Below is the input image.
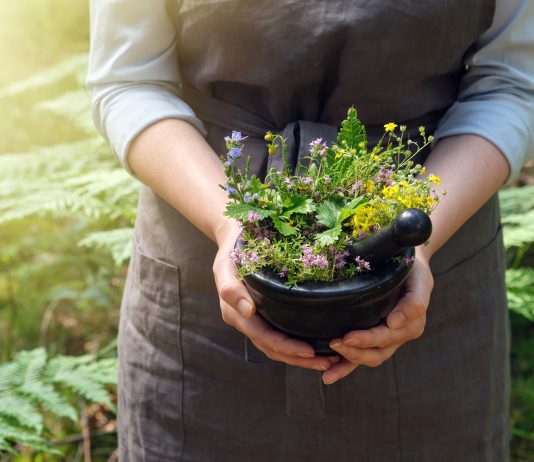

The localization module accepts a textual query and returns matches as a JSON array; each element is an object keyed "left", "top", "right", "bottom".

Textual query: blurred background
[{"left": 0, "top": 2, "right": 533, "bottom": 461}]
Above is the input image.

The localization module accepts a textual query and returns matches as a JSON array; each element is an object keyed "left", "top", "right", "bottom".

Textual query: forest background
[{"left": 0, "top": 2, "right": 534, "bottom": 461}]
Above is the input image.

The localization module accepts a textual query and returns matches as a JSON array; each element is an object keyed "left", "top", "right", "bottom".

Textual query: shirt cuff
[
  {"left": 433, "top": 97, "right": 534, "bottom": 185},
  {"left": 93, "top": 85, "right": 206, "bottom": 174}
]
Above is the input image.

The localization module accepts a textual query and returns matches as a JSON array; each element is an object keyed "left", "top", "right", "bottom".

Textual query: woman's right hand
[{"left": 213, "top": 220, "right": 339, "bottom": 372}]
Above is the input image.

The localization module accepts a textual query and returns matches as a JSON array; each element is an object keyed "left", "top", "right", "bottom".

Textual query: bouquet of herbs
[{"left": 222, "top": 107, "right": 441, "bottom": 286}]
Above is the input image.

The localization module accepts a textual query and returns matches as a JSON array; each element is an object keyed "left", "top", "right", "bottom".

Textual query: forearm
[
  {"left": 128, "top": 118, "right": 234, "bottom": 244},
  {"left": 420, "top": 134, "right": 510, "bottom": 260}
]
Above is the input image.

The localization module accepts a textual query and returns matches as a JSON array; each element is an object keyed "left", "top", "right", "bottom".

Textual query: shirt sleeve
[
  {"left": 86, "top": 0, "right": 206, "bottom": 174},
  {"left": 433, "top": 0, "right": 534, "bottom": 185}
]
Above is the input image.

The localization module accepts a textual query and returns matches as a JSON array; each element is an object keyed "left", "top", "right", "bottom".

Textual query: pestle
[{"left": 348, "top": 208, "right": 432, "bottom": 267}]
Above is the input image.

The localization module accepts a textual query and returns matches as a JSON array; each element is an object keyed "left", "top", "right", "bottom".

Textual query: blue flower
[
  {"left": 231, "top": 131, "right": 242, "bottom": 141},
  {"left": 224, "top": 158, "right": 234, "bottom": 167},
  {"left": 244, "top": 193, "right": 251, "bottom": 203},
  {"left": 229, "top": 147, "right": 242, "bottom": 159},
  {"left": 225, "top": 185, "right": 238, "bottom": 195}
]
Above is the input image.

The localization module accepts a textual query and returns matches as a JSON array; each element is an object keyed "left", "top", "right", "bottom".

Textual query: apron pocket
[{"left": 118, "top": 238, "right": 185, "bottom": 459}]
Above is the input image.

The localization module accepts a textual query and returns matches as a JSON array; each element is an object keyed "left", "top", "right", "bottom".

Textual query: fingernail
[
  {"left": 297, "top": 352, "right": 315, "bottom": 358},
  {"left": 390, "top": 312, "right": 405, "bottom": 329},
  {"left": 322, "top": 373, "right": 336, "bottom": 385},
  {"left": 313, "top": 364, "right": 328, "bottom": 372},
  {"left": 330, "top": 341, "right": 342, "bottom": 349},
  {"left": 237, "top": 298, "right": 253, "bottom": 317}
]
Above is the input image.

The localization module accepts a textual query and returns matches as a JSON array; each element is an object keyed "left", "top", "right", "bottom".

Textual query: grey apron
[{"left": 118, "top": 1, "right": 510, "bottom": 460}]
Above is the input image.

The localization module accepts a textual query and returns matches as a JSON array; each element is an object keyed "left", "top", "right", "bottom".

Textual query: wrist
[
  {"left": 415, "top": 243, "right": 433, "bottom": 265},
  {"left": 214, "top": 217, "right": 242, "bottom": 248}
]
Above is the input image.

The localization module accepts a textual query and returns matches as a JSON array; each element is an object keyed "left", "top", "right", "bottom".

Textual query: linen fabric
[
  {"left": 108, "top": 1, "right": 515, "bottom": 461},
  {"left": 87, "top": 0, "right": 534, "bottom": 182}
]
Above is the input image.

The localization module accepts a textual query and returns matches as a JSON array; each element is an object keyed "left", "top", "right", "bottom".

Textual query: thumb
[{"left": 214, "top": 250, "right": 256, "bottom": 318}]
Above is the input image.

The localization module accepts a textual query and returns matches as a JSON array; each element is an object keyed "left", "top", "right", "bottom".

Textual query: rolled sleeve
[
  {"left": 87, "top": 0, "right": 205, "bottom": 174},
  {"left": 434, "top": 0, "right": 534, "bottom": 184}
]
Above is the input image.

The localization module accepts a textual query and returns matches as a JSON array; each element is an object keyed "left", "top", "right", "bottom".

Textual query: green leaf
[
  {"left": 316, "top": 198, "right": 344, "bottom": 228},
  {"left": 506, "top": 268, "right": 534, "bottom": 320},
  {"left": 315, "top": 225, "right": 342, "bottom": 246},
  {"left": 224, "top": 203, "right": 276, "bottom": 221},
  {"left": 0, "top": 394, "right": 43, "bottom": 433},
  {"left": 337, "top": 106, "right": 367, "bottom": 149},
  {"left": 282, "top": 195, "right": 316, "bottom": 217},
  {"left": 339, "top": 196, "right": 367, "bottom": 223},
  {"left": 272, "top": 217, "right": 298, "bottom": 236}
]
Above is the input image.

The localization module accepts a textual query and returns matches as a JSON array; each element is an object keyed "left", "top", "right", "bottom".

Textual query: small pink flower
[
  {"left": 354, "top": 256, "right": 371, "bottom": 272},
  {"left": 247, "top": 210, "right": 261, "bottom": 222}
]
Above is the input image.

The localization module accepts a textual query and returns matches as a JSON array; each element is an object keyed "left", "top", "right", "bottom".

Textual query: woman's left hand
[{"left": 322, "top": 249, "right": 434, "bottom": 385}]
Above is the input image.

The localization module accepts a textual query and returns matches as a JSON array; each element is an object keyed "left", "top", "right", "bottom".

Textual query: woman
[{"left": 88, "top": 1, "right": 534, "bottom": 460}]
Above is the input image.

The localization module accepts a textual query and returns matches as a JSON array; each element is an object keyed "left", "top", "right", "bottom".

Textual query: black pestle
[{"left": 348, "top": 208, "right": 432, "bottom": 267}]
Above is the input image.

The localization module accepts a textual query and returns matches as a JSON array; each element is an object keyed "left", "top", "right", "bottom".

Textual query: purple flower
[
  {"left": 244, "top": 193, "right": 251, "bottom": 203},
  {"left": 313, "top": 254, "right": 329, "bottom": 269},
  {"left": 247, "top": 210, "right": 260, "bottom": 222},
  {"left": 403, "top": 256, "right": 416, "bottom": 267},
  {"left": 229, "top": 147, "right": 242, "bottom": 159},
  {"left": 278, "top": 267, "right": 287, "bottom": 278},
  {"left": 246, "top": 250, "right": 260, "bottom": 264},
  {"left": 224, "top": 158, "right": 234, "bottom": 167},
  {"left": 309, "top": 138, "right": 328, "bottom": 157},
  {"left": 323, "top": 175, "right": 331, "bottom": 183},
  {"left": 231, "top": 131, "right": 242, "bottom": 141},
  {"left": 225, "top": 185, "right": 238, "bottom": 195},
  {"left": 351, "top": 180, "right": 363, "bottom": 194},
  {"left": 252, "top": 193, "right": 259, "bottom": 200},
  {"left": 354, "top": 256, "right": 371, "bottom": 272},
  {"left": 374, "top": 168, "right": 394, "bottom": 185},
  {"left": 229, "top": 249, "right": 243, "bottom": 264},
  {"left": 303, "top": 177, "right": 313, "bottom": 185}
]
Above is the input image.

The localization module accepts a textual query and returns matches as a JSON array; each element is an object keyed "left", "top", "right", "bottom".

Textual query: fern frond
[
  {"left": 0, "top": 394, "right": 43, "bottom": 433},
  {"left": 499, "top": 185, "right": 534, "bottom": 216},
  {"left": 47, "top": 354, "right": 117, "bottom": 411},
  {"left": 0, "top": 53, "right": 88, "bottom": 98},
  {"left": 37, "top": 90, "right": 95, "bottom": 134},
  {"left": 78, "top": 228, "right": 133, "bottom": 265},
  {"left": 506, "top": 268, "right": 534, "bottom": 321}
]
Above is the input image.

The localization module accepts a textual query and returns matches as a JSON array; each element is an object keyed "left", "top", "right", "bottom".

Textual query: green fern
[
  {"left": 78, "top": 228, "right": 134, "bottom": 266},
  {"left": 506, "top": 268, "right": 534, "bottom": 321},
  {"left": 0, "top": 348, "right": 117, "bottom": 455},
  {"left": 337, "top": 106, "right": 367, "bottom": 149},
  {"left": 0, "top": 52, "right": 87, "bottom": 98}
]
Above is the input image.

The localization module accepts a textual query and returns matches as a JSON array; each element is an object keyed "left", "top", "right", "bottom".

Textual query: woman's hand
[
  {"left": 322, "top": 248, "right": 434, "bottom": 385},
  {"left": 213, "top": 220, "right": 340, "bottom": 371}
]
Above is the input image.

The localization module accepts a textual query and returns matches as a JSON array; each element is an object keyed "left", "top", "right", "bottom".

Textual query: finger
[
  {"left": 213, "top": 253, "right": 255, "bottom": 318},
  {"left": 342, "top": 314, "right": 426, "bottom": 349},
  {"left": 221, "top": 303, "right": 336, "bottom": 370},
  {"left": 387, "top": 260, "right": 433, "bottom": 329},
  {"left": 321, "top": 359, "right": 359, "bottom": 385},
  {"left": 329, "top": 341, "right": 398, "bottom": 368}
]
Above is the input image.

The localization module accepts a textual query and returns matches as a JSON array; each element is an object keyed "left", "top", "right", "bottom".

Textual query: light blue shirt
[{"left": 87, "top": 0, "right": 534, "bottom": 184}]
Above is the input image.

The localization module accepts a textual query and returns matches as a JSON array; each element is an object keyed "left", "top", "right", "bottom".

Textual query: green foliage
[
  {"left": 223, "top": 113, "right": 437, "bottom": 284},
  {"left": 506, "top": 268, "right": 534, "bottom": 321},
  {"left": 0, "top": 348, "right": 116, "bottom": 456},
  {"left": 337, "top": 106, "right": 367, "bottom": 149}
]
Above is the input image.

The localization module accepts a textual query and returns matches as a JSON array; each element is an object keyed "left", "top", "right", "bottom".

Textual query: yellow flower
[
  {"left": 358, "top": 141, "right": 366, "bottom": 148},
  {"left": 428, "top": 174, "right": 441, "bottom": 185},
  {"left": 365, "top": 179, "right": 375, "bottom": 194},
  {"left": 335, "top": 148, "right": 345, "bottom": 159},
  {"left": 384, "top": 122, "right": 397, "bottom": 133},
  {"left": 382, "top": 185, "right": 399, "bottom": 199},
  {"left": 426, "top": 196, "right": 437, "bottom": 207},
  {"left": 420, "top": 166, "right": 426, "bottom": 175},
  {"left": 351, "top": 205, "right": 377, "bottom": 235}
]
